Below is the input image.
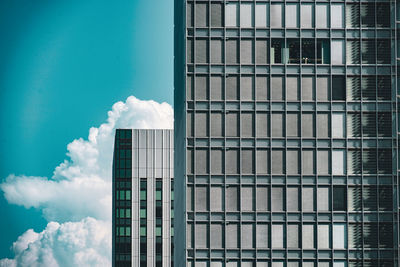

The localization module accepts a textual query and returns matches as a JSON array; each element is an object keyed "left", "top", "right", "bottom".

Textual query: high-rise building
[
  {"left": 174, "top": 1, "right": 399, "bottom": 266},
  {"left": 112, "top": 129, "right": 174, "bottom": 267}
]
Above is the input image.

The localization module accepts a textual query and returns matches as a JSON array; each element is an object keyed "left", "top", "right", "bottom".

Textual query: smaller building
[{"left": 112, "top": 129, "right": 174, "bottom": 267}]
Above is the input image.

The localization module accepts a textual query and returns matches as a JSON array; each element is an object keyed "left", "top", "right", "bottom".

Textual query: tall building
[
  {"left": 112, "top": 129, "right": 174, "bottom": 267},
  {"left": 174, "top": 1, "right": 399, "bottom": 266}
]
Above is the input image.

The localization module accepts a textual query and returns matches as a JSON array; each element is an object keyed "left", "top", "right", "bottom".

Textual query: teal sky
[{"left": 0, "top": 0, "right": 173, "bottom": 257}]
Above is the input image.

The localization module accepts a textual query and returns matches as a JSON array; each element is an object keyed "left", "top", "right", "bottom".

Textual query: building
[
  {"left": 112, "top": 129, "right": 174, "bottom": 267},
  {"left": 174, "top": 1, "right": 399, "bottom": 266}
]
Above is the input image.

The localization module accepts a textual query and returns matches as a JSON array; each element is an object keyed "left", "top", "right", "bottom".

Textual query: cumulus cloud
[
  {"left": 1, "top": 96, "right": 173, "bottom": 222},
  {"left": 0, "top": 218, "right": 111, "bottom": 267},
  {"left": 0, "top": 96, "right": 173, "bottom": 266}
]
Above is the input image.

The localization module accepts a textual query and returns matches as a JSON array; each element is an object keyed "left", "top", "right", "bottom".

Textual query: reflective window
[
  {"left": 226, "top": 3, "right": 239, "bottom": 27},
  {"left": 240, "top": 3, "right": 254, "bottom": 28}
]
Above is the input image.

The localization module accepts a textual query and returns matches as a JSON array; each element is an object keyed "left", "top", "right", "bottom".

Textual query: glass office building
[
  {"left": 112, "top": 129, "right": 174, "bottom": 267},
  {"left": 174, "top": 1, "right": 399, "bottom": 266}
]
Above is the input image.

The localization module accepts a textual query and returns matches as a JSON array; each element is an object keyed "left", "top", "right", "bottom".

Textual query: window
[
  {"left": 226, "top": 224, "right": 239, "bottom": 248},
  {"left": 256, "top": 186, "right": 269, "bottom": 211},
  {"left": 256, "top": 76, "right": 268, "bottom": 100},
  {"left": 226, "top": 186, "right": 239, "bottom": 211},
  {"left": 302, "top": 150, "right": 315, "bottom": 174},
  {"left": 270, "top": 4, "right": 283, "bottom": 28},
  {"left": 333, "top": 224, "right": 347, "bottom": 249},
  {"left": 361, "top": 3, "right": 374, "bottom": 27},
  {"left": 287, "top": 76, "right": 299, "bottom": 101},
  {"left": 332, "top": 113, "right": 345, "bottom": 138},
  {"left": 195, "top": 186, "right": 208, "bottom": 211},
  {"left": 211, "top": 3, "right": 224, "bottom": 27},
  {"left": 346, "top": 4, "right": 360, "bottom": 28},
  {"left": 318, "top": 187, "right": 330, "bottom": 211},
  {"left": 256, "top": 149, "right": 269, "bottom": 174},
  {"left": 346, "top": 40, "right": 360, "bottom": 64},
  {"left": 302, "top": 188, "right": 315, "bottom": 212},
  {"left": 302, "top": 113, "right": 315, "bottom": 138},
  {"left": 195, "top": 223, "right": 208, "bottom": 248},
  {"left": 187, "top": 186, "right": 193, "bottom": 211},
  {"left": 195, "top": 112, "right": 208, "bottom": 137},
  {"left": 241, "top": 39, "right": 254, "bottom": 64},
  {"left": 187, "top": 3, "right": 193, "bottom": 27},
  {"left": 287, "top": 224, "right": 300, "bottom": 248},
  {"left": 272, "top": 186, "right": 284, "bottom": 211},
  {"left": 332, "top": 76, "right": 345, "bottom": 100},
  {"left": 211, "top": 112, "right": 223, "bottom": 137},
  {"left": 271, "top": 150, "right": 284, "bottom": 174},
  {"left": 241, "top": 112, "right": 254, "bottom": 137},
  {"left": 226, "top": 40, "right": 238, "bottom": 64},
  {"left": 256, "top": 112, "right": 269, "bottom": 137},
  {"left": 302, "top": 224, "right": 315, "bottom": 249},
  {"left": 271, "top": 76, "right": 284, "bottom": 100},
  {"left": 332, "top": 150, "right": 345, "bottom": 175},
  {"left": 211, "top": 39, "right": 223, "bottom": 64},
  {"left": 302, "top": 76, "right": 314, "bottom": 101},
  {"left": 255, "top": 3, "right": 269, "bottom": 27},
  {"left": 187, "top": 223, "right": 193, "bottom": 248},
  {"left": 317, "top": 39, "right": 330, "bottom": 64},
  {"left": 241, "top": 186, "right": 254, "bottom": 211},
  {"left": 256, "top": 40, "right": 268, "bottom": 64},
  {"left": 287, "top": 150, "right": 299, "bottom": 175},
  {"left": 241, "top": 224, "right": 254, "bottom": 248},
  {"left": 333, "top": 186, "right": 347, "bottom": 211},
  {"left": 348, "top": 186, "right": 361, "bottom": 211},
  {"left": 287, "top": 39, "right": 300, "bottom": 64},
  {"left": 242, "top": 149, "right": 254, "bottom": 174},
  {"left": 316, "top": 4, "right": 329, "bottom": 28},
  {"left": 211, "top": 149, "right": 223, "bottom": 174},
  {"left": 331, "top": 4, "right": 344, "bottom": 28},
  {"left": 316, "top": 76, "right": 330, "bottom": 101},
  {"left": 187, "top": 39, "right": 193, "bottom": 64},
  {"left": 226, "top": 149, "right": 239, "bottom": 174},
  {"left": 211, "top": 224, "right": 223, "bottom": 248},
  {"left": 271, "top": 39, "right": 285, "bottom": 64},
  {"left": 195, "top": 149, "right": 208, "bottom": 174},
  {"left": 186, "top": 75, "right": 193, "bottom": 100},
  {"left": 210, "top": 186, "right": 223, "bottom": 211},
  {"left": 287, "top": 187, "right": 299, "bottom": 211},
  {"left": 195, "top": 39, "right": 208, "bottom": 63},
  {"left": 226, "top": 112, "right": 239, "bottom": 137},
  {"left": 302, "top": 39, "right": 315, "bottom": 64},
  {"left": 240, "top": 3, "right": 253, "bottom": 28},
  {"left": 317, "top": 113, "right": 329, "bottom": 138},
  {"left": 318, "top": 224, "right": 330, "bottom": 249},
  {"left": 271, "top": 113, "right": 284, "bottom": 137},
  {"left": 256, "top": 224, "right": 269, "bottom": 248},
  {"left": 226, "top": 3, "right": 239, "bottom": 27},
  {"left": 331, "top": 40, "right": 344, "bottom": 65},
  {"left": 286, "top": 4, "right": 299, "bottom": 28},
  {"left": 195, "top": 3, "right": 208, "bottom": 27},
  {"left": 272, "top": 224, "right": 284, "bottom": 248},
  {"left": 241, "top": 76, "right": 254, "bottom": 100},
  {"left": 362, "top": 40, "right": 375, "bottom": 64},
  {"left": 287, "top": 113, "right": 299, "bottom": 137},
  {"left": 301, "top": 4, "right": 313, "bottom": 28}
]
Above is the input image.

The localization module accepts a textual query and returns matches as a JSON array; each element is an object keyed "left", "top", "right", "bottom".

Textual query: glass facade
[
  {"left": 112, "top": 129, "right": 174, "bottom": 267},
  {"left": 174, "top": 1, "right": 399, "bottom": 266}
]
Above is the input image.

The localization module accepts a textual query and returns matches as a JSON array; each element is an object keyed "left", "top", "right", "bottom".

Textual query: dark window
[
  {"left": 333, "top": 186, "right": 347, "bottom": 211},
  {"left": 332, "top": 76, "right": 345, "bottom": 100}
]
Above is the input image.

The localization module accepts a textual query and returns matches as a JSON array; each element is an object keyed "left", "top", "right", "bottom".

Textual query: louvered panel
[
  {"left": 364, "top": 260, "right": 379, "bottom": 267},
  {"left": 361, "top": 40, "right": 376, "bottom": 64},
  {"left": 379, "top": 186, "right": 393, "bottom": 211},
  {"left": 348, "top": 223, "right": 363, "bottom": 248},
  {"left": 361, "top": 3, "right": 375, "bottom": 27},
  {"left": 379, "top": 223, "right": 393, "bottom": 248},
  {"left": 377, "top": 75, "right": 391, "bottom": 100},
  {"left": 349, "top": 261, "right": 362, "bottom": 267},
  {"left": 378, "top": 149, "right": 392, "bottom": 174},
  {"left": 363, "top": 223, "right": 378, "bottom": 248},
  {"left": 377, "top": 39, "right": 391, "bottom": 64},
  {"left": 362, "top": 112, "right": 376, "bottom": 137},
  {"left": 347, "top": 113, "right": 361, "bottom": 137},
  {"left": 363, "top": 186, "right": 378, "bottom": 211},
  {"left": 346, "top": 40, "right": 360, "bottom": 64},
  {"left": 346, "top": 76, "right": 361, "bottom": 101},
  {"left": 346, "top": 4, "right": 360, "bottom": 28},
  {"left": 362, "top": 149, "right": 377, "bottom": 174},
  {"left": 376, "top": 3, "right": 390, "bottom": 27},
  {"left": 347, "top": 150, "right": 362, "bottom": 175},
  {"left": 361, "top": 76, "right": 376, "bottom": 100},
  {"left": 348, "top": 186, "right": 362, "bottom": 211},
  {"left": 378, "top": 112, "right": 391, "bottom": 137}
]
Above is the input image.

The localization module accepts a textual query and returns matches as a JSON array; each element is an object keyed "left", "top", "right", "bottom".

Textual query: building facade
[
  {"left": 112, "top": 129, "right": 174, "bottom": 267},
  {"left": 174, "top": 1, "right": 399, "bottom": 266}
]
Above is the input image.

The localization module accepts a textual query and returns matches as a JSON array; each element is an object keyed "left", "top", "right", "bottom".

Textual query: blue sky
[{"left": 0, "top": 0, "right": 173, "bottom": 260}]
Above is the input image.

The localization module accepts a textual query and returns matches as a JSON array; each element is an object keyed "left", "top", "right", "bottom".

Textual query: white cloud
[
  {"left": 0, "top": 96, "right": 173, "bottom": 266},
  {"left": 1, "top": 96, "right": 173, "bottom": 222},
  {"left": 0, "top": 217, "right": 111, "bottom": 267}
]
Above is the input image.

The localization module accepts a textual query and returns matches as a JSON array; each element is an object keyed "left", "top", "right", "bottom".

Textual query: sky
[{"left": 0, "top": 0, "right": 173, "bottom": 264}]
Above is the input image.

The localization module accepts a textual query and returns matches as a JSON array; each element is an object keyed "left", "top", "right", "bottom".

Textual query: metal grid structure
[
  {"left": 174, "top": 0, "right": 399, "bottom": 266},
  {"left": 112, "top": 129, "right": 174, "bottom": 267}
]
